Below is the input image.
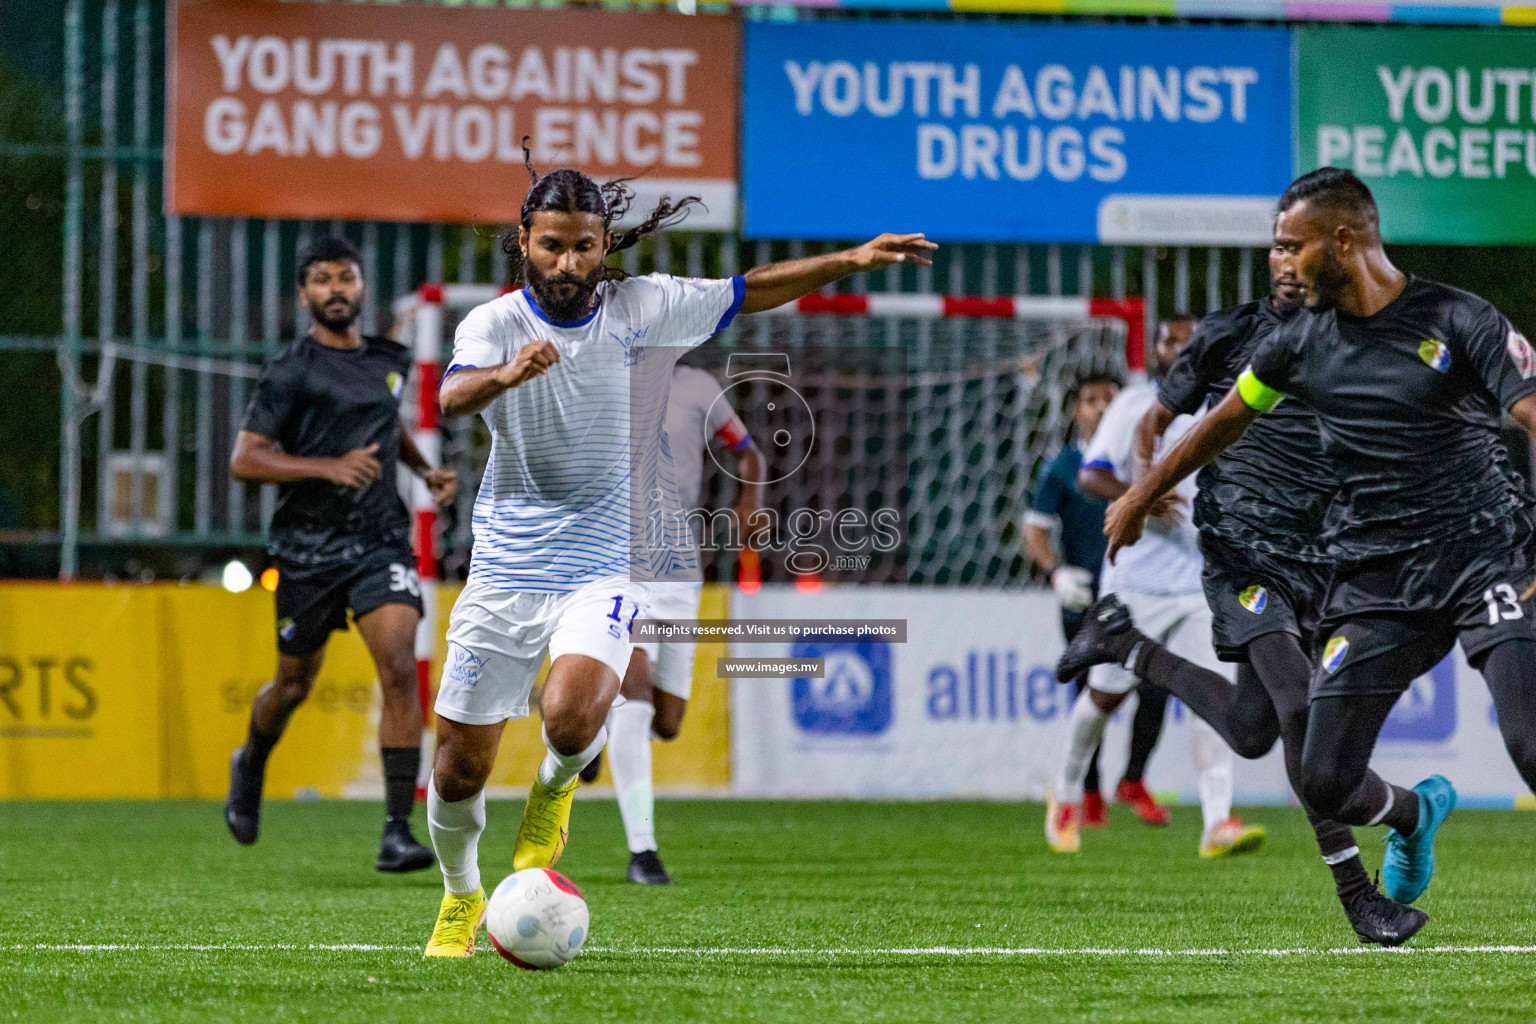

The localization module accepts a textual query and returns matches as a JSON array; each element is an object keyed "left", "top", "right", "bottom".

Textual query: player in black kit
[
  {"left": 1061, "top": 254, "right": 1426, "bottom": 944},
  {"left": 1103, "top": 168, "right": 1536, "bottom": 924},
  {"left": 224, "top": 238, "right": 459, "bottom": 872}
]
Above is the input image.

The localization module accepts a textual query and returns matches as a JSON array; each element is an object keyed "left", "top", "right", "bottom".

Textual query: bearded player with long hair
[{"left": 421, "top": 155, "right": 935, "bottom": 956}]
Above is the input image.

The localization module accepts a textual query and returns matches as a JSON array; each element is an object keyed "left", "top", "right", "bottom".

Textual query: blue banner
[{"left": 742, "top": 22, "right": 1294, "bottom": 243}]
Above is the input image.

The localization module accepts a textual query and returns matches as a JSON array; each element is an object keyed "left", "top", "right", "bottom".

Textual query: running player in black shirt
[
  {"left": 224, "top": 238, "right": 459, "bottom": 873},
  {"left": 1061, "top": 256, "right": 1425, "bottom": 943},
  {"left": 1104, "top": 169, "right": 1536, "bottom": 919}
]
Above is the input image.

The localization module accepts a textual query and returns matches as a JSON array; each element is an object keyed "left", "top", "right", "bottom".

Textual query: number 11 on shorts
[{"left": 607, "top": 594, "right": 638, "bottom": 639}]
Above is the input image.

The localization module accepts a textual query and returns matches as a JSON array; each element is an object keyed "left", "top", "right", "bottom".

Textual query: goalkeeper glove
[{"left": 1051, "top": 566, "right": 1095, "bottom": 612}]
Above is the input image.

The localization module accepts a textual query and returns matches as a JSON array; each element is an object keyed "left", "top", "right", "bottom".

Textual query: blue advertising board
[{"left": 742, "top": 21, "right": 1294, "bottom": 244}]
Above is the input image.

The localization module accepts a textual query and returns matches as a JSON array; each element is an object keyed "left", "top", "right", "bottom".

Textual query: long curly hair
[{"left": 500, "top": 141, "right": 703, "bottom": 282}]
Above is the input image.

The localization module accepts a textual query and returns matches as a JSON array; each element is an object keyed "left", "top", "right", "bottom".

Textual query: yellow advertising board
[
  {"left": 0, "top": 582, "right": 731, "bottom": 799},
  {"left": 0, "top": 585, "right": 164, "bottom": 798}
]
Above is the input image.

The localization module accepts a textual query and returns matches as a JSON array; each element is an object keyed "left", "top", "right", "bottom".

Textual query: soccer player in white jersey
[
  {"left": 421, "top": 160, "right": 935, "bottom": 957},
  {"left": 1045, "top": 318, "right": 1265, "bottom": 859},
  {"left": 590, "top": 363, "right": 765, "bottom": 885}
]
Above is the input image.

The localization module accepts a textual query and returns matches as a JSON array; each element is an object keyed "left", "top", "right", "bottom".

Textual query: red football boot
[
  {"left": 1116, "top": 779, "right": 1170, "bottom": 827},
  {"left": 1081, "top": 790, "right": 1109, "bottom": 828}
]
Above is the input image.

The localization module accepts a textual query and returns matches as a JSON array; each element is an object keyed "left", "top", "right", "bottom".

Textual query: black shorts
[
  {"left": 1311, "top": 516, "right": 1536, "bottom": 699},
  {"left": 274, "top": 544, "right": 424, "bottom": 657},
  {"left": 1200, "top": 533, "right": 1331, "bottom": 662}
]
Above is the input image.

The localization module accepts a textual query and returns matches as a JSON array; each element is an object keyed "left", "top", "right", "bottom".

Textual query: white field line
[{"left": 11, "top": 943, "right": 1536, "bottom": 957}]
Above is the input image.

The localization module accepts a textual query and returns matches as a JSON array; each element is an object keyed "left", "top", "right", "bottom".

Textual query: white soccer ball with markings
[{"left": 485, "top": 868, "right": 589, "bottom": 969}]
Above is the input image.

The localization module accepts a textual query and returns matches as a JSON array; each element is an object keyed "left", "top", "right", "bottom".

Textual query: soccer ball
[{"left": 485, "top": 868, "right": 590, "bottom": 969}]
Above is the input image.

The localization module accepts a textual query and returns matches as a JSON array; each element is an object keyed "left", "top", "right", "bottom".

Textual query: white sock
[
  {"left": 1055, "top": 689, "right": 1110, "bottom": 806},
  {"left": 1190, "top": 718, "right": 1234, "bottom": 833},
  {"left": 537, "top": 725, "right": 608, "bottom": 789},
  {"left": 426, "top": 775, "right": 485, "bottom": 896},
  {"left": 607, "top": 701, "right": 658, "bottom": 854}
]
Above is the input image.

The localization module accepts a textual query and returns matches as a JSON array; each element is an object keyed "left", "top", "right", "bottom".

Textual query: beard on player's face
[
  {"left": 311, "top": 293, "right": 362, "bottom": 332},
  {"left": 1308, "top": 246, "right": 1352, "bottom": 311},
  {"left": 526, "top": 258, "right": 604, "bottom": 322},
  {"left": 1267, "top": 266, "right": 1307, "bottom": 314}
]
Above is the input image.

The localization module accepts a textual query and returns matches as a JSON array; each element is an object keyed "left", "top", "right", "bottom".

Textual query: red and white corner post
[{"left": 410, "top": 286, "right": 445, "bottom": 797}]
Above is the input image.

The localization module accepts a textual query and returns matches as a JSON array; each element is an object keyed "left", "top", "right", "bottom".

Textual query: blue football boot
[{"left": 1382, "top": 775, "right": 1457, "bottom": 904}]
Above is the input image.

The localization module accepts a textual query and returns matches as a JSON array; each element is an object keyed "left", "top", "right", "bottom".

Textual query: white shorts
[
  {"left": 634, "top": 579, "right": 705, "bottom": 700},
  {"left": 435, "top": 576, "right": 651, "bottom": 726},
  {"left": 1089, "top": 590, "right": 1233, "bottom": 696}
]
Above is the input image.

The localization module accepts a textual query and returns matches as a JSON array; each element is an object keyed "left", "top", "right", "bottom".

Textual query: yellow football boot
[
  {"left": 1199, "top": 817, "right": 1267, "bottom": 859},
  {"left": 512, "top": 776, "right": 579, "bottom": 871},
  {"left": 1045, "top": 793, "right": 1081, "bottom": 854},
  {"left": 423, "top": 887, "right": 486, "bottom": 958}
]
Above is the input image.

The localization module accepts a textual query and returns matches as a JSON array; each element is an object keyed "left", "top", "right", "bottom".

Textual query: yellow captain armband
[{"left": 1236, "top": 367, "right": 1285, "bottom": 413}]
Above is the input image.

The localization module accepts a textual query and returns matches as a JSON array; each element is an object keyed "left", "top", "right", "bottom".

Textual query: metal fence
[{"left": 2, "top": 0, "right": 1273, "bottom": 579}]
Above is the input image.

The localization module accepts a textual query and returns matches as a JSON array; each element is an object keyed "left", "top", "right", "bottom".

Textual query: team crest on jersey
[
  {"left": 1239, "top": 585, "right": 1267, "bottom": 614},
  {"left": 1322, "top": 635, "right": 1350, "bottom": 673},
  {"left": 386, "top": 371, "right": 404, "bottom": 398},
  {"left": 1508, "top": 328, "right": 1536, "bottom": 380},
  {"left": 1418, "top": 339, "right": 1451, "bottom": 372}
]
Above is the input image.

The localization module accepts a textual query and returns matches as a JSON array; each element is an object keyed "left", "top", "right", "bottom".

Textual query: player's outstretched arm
[
  {"left": 1103, "top": 386, "right": 1259, "bottom": 561},
  {"left": 230, "top": 431, "right": 381, "bottom": 488},
  {"left": 439, "top": 340, "right": 560, "bottom": 418},
  {"left": 738, "top": 234, "right": 937, "bottom": 315}
]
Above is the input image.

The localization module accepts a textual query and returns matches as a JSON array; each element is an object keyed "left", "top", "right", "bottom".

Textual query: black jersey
[
  {"left": 1245, "top": 276, "right": 1536, "bottom": 560},
  {"left": 1159, "top": 297, "right": 1335, "bottom": 563},
  {"left": 241, "top": 333, "right": 414, "bottom": 568}
]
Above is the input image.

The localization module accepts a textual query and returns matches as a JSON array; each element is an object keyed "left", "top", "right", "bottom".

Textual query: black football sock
[
  {"left": 1312, "top": 814, "right": 1372, "bottom": 902},
  {"left": 1378, "top": 780, "right": 1421, "bottom": 835},
  {"left": 1074, "top": 679, "right": 1103, "bottom": 795},
  {"left": 1121, "top": 682, "right": 1168, "bottom": 784},
  {"left": 1099, "top": 625, "right": 1143, "bottom": 667},
  {"left": 382, "top": 746, "right": 422, "bottom": 825},
  {"left": 241, "top": 720, "right": 282, "bottom": 771}
]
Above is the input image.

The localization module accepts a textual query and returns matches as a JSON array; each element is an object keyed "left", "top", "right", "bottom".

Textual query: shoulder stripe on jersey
[{"left": 715, "top": 277, "right": 746, "bottom": 334}]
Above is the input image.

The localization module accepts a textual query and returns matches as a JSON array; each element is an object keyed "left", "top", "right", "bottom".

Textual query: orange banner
[{"left": 168, "top": 0, "right": 740, "bottom": 227}]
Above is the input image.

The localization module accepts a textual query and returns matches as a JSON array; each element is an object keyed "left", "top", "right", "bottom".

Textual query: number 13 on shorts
[
  {"left": 1484, "top": 583, "right": 1525, "bottom": 625},
  {"left": 606, "top": 594, "right": 640, "bottom": 640}
]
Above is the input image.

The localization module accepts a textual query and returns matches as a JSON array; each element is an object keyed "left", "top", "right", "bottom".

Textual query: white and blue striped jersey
[
  {"left": 1082, "top": 379, "right": 1205, "bottom": 597},
  {"left": 447, "top": 274, "right": 746, "bottom": 592}
]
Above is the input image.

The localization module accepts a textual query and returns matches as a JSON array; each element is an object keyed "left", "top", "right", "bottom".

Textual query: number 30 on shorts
[
  {"left": 388, "top": 563, "right": 421, "bottom": 597},
  {"left": 1483, "top": 583, "right": 1524, "bottom": 625}
]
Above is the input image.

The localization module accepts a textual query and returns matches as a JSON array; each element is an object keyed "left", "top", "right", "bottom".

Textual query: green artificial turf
[{"left": 1, "top": 799, "right": 1532, "bottom": 1022}]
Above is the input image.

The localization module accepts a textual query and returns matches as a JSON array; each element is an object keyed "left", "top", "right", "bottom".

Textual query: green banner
[{"left": 1296, "top": 27, "right": 1536, "bottom": 245}]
